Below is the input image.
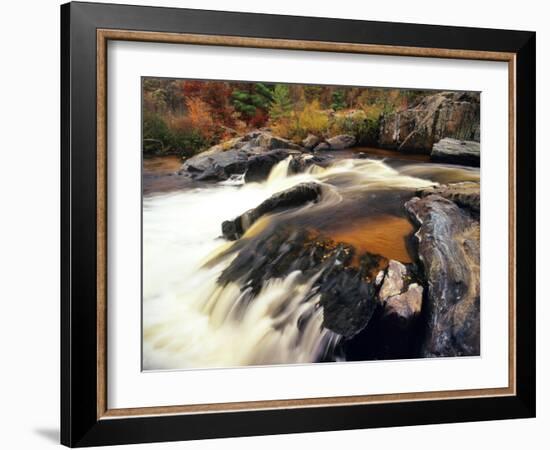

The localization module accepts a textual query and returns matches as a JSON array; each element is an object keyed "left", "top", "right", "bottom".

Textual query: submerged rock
[
  {"left": 431, "top": 138, "right": 480, "bottom": 167},
  {"left": 379, "top": 92, "right": 480, "bottom": 153},
  {"left": 221, "top": 182, "right": 324, "bottom": 240},
  {"left": 406, "top": 194, "right": 480, "bottom": 357}
]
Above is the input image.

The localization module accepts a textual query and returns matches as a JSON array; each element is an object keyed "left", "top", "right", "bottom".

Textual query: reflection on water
[
  {"left": 143, "top": 155, "right": 182, "bottom": 175},
  {"left": 327, "top": 215, "right": 414, "bottom": 264},
  {"left": 143, "top": 155, "right": 194, "bottom": 195}
]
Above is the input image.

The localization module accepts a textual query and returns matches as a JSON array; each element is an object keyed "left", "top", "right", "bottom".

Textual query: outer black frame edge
[
  {"left": 60, "top": 1, "right": 536, "bottom": 447},
  {"left": 514, "top": 32, "right": 536, "bottom": 418},
  {"left": 60, "top": 2, "right": 71, "bottom": 447}
]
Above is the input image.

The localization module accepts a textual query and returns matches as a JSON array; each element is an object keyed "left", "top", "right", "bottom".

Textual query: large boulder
[
  {"left": 379, "top": 92, "right": 480, "bottom": 153},
  {"left": 221, "top": 182, "right": 323, "bottom": 240},
  {"left": 181, "top": 149, "right": 249, "bottom": 181},
  {"left": 180, "top": 131, "right": 302, "bottom": 181},
  {"left": 314, "top": 134, "right": 356, "bottom": 151},
  {"left": 405, "top": 194, "right": 480, "bottom": 357},
  {"left": 431, "top": 138, "right": 480, "bottom": 167}
]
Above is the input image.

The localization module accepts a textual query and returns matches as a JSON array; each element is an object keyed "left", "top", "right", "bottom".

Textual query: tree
[
  {"left": 304, "top": 85, "right": 323, "bottom": 103},
  {"left": 231, "top": 82, "right": 273, "bottom": 121},
  {"left": 269, "top": 84, "right": 293, "bottom": 120},
  {"left": 331, "top": 89, "right": 346, "bottom": 111}
]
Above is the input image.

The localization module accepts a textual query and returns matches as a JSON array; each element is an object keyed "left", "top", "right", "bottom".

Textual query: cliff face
[{"left": 379, "top": 92, "right": 480, "bottom": 153}]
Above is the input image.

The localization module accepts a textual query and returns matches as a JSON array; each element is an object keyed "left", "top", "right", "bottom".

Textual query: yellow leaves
[{"left": 271, "top": 100, "right": 329, "bottom": 141}]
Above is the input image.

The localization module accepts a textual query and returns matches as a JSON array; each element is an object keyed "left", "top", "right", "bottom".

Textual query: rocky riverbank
[
  {"left": 170, "top": 92, "right": 480, "bottom": 181},
  {"left": 176, "top": 129, "right": 478, "bottom": 188},
  {"left": 173, "top": 92, "right": 481, "bottom": 182}
]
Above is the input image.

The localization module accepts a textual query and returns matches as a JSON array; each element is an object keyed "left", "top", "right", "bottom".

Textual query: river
[{"left": 142, "top": 148, "right": 480, "bottom": 370}]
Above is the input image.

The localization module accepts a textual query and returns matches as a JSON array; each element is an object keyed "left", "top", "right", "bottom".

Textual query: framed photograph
[{"left": 61, "top": 1, "right": 536, "bottom": 447}]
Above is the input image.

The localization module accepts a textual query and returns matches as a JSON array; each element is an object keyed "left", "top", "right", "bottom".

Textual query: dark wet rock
[
  {"left": 417, "top": 181, "right": 480, "bottom": 214},
  {"left": 431, "top": 138, "right": 480, "bottom": 167},
  {"left": 221, "top": 182, "right": 324, "bottom": 240},
  {"left": 317, "top": 265, "right": 377, "bottom": 338},
  {"left": 182, "top": 150, "right": 249, "bottom": 181},
  {"left": 179, "top": 131, "right": 302, "bottom": 181},
  {"left": 405, "top": 194, "right": 480, "bottom": 357},
  {"left": 217, "top": 225, "right": 387, "bottom": 339},
  {"left": 379, "top": 92, "right": 480, "bottom": 153},
  {"left": 288, "top": 153, "right": 331, "bottom": 174},
  {"left": 302, "top": 134, "right": 321, "bottom": 150},
  {"left": 244, "top": 149, "right": 290, "bottom": 183}
]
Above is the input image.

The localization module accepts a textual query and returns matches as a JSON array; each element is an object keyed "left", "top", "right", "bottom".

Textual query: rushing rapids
[{"left": 142, "top": 152, "right": 480, "bottom": 370}]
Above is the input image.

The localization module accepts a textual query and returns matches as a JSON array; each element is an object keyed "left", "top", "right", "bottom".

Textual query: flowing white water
[{"left": 142, "top": 157, "right": 451, "bottom": 370}]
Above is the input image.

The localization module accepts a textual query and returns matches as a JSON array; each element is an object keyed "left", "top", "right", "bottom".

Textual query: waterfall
[
  {"left": 143, "top": 156, "right": 459, "bottom": 371},
  {"left": 266, "top": 156, "right": 292, "bottom": 183}
]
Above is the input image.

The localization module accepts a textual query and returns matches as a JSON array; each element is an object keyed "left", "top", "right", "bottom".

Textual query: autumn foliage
[{"left": 142, "top": 77, "right": 431, "bottom": 157}]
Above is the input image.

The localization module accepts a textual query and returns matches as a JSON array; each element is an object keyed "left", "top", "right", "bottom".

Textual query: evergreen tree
[
  {"left": 231, "top": 83, "right": 273, "bottom": 118},
  {"left": 269, "top": 84, "right": 293, "bottom": 120},
  {"left": 331, "top": 89, "right": 346, "bottom": 111}
]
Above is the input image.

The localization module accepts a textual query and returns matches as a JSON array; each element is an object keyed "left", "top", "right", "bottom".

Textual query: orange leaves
[
  {"left": 182, "top": 80, "right": 236, "bottom": 127},
  {"left": 185, "top": 97, "right": 217, "bottom": 140}
]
